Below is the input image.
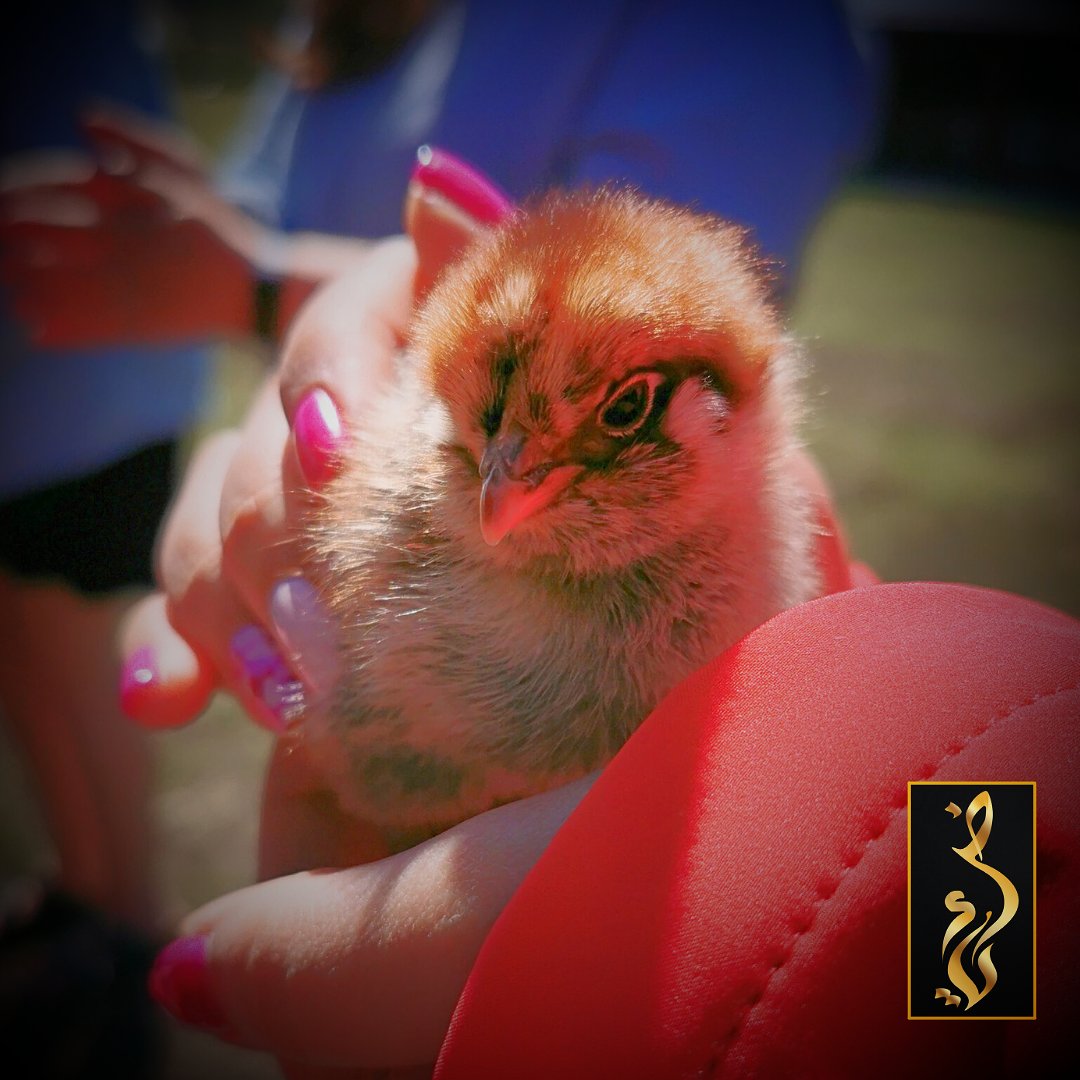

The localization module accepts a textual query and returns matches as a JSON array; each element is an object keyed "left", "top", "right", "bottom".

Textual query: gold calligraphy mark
[
  {"left": 937, "top": 791, "right": 1019, "bottom": 1011},
  {"left": 934, "top": 988, "right": 961, "bottom": 1007}
]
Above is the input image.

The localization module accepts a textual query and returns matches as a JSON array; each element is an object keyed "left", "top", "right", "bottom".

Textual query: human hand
[
  {"left": 151, "top": 752, "right": 595, "bottom": 1075},
  {"left": 115, "top": 149, "right": 542, "bottom": 1072},
  {"left": 117, "top": 145, "right": 513, "bottom": 733},
  {"left": 117, "top": 235, "right": 421, "bottom": 733},
  {"left": 0, "top": 104, "right": 257, "bottom": 347}
]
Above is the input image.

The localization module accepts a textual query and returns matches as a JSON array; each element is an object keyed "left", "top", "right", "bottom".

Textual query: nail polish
[
  {"left": 119, "top": 646, "right": 157, "bottom": 719},
  {"left": 269, "top": 576, "right": 341, "bottom": 697},
  {"left": 229, "top": 625, "right": 303, "bottom": 732},
  {"left": 293, "top": 387, "right": 345, "bottom": 488},
  {"left": 149, "top": 936, "right": 230, "bottom": 1032},
  {"left": 262, "top": 674, "right": 307, "bottom": 725},
  {"left": 230, "top": 625, "right": 285, "bottom": 682},
  {"left": 411, "top": 146, "right": 514, "bottom": 225}
]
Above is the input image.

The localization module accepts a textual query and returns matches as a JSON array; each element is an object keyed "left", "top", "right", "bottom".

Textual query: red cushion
[{"left": 436, "top": 583, "right": 1080, "bottom": 1078}]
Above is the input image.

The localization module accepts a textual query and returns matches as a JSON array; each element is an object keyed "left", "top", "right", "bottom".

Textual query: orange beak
[{"left": 479, "top": 434, "right": 581, "bottom": 546}]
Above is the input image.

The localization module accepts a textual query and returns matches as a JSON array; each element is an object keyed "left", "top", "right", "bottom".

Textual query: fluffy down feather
[{"left": 303, "top": 189, "right": 821, "bottom": 848}]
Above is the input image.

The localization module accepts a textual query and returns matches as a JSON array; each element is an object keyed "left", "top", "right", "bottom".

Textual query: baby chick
[{"left": 303, "top": 189, "right": 821, "bottom": 847}]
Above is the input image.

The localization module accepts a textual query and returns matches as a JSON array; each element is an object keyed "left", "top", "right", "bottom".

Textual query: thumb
[
  {"left": 148, "top": 777, "right": 593, "bottom": 1070},
  {"left": 404, "top": 146, "right": 515, "bottom": 296}
]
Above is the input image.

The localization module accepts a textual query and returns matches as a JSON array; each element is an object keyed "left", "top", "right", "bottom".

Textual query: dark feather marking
[
  {"left": 563, "top": 352, "right": 601, "bottom": 404},
  {"left": 358, "top": 746, "right": 467, "bottom": 805},
  {"left": 527, "top": 391, "right": 552, "bottom": 429}
]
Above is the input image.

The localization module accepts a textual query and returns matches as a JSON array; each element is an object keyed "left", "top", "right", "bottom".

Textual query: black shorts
[{"left": 0, "top": 441, "right": 177, "bottom": 595}]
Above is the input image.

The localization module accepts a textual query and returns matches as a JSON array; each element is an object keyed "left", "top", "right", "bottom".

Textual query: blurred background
[{"left": 1, "top": 1, "right": 1077, "bottom": 1076}]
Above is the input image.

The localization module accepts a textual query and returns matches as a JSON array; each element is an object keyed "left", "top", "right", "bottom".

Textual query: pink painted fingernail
[
  {"left": 293, "top": 387, "right": 345, "bottom": 488},
  {"left": 149, "top": 936, "right": 229, "bottom": 1032},
  {"left": 229, "top": 625, "right": 305, "bottom": 732},
  {"left": 119, "top": 646, "right": 157, "bottom": 719},
  {"left": 411, "top": 146, "right": 515, "bottom": 225}
]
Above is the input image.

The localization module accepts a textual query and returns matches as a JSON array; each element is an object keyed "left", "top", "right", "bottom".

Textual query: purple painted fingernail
[
  {"left": 269, "top": 576, "right": 341, "bottom": 697},
  {"left": 149, "top": 936, "right": 230, "bottom": 1032},
  {"left": 119, "top": 646, "right": 157, "bottom": 719},
  {"left": 229, "top": 625, "right": 304, "bottom": 732},
  {"left": 293, "top": 388, "right": 345, "bottom": 488},
  {"left": 411, "top": 146, "right": 515, "bottom": 225},
  {"left": 229, "top": 624, "right": 284, "bottom": 680},
  {"left": 262, "top": 675, "right": 307, "bottom": 722}
]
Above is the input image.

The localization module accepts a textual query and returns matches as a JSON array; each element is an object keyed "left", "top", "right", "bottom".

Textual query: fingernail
[
  {"left": 149, "top": 936, "right": 230, "bottom": 1032},
  {"left": 230, "top": 624, "right": 285, "bottom": 681},
  {"left": 411, "top": 146, "right": 514, "bottom": 225},
  {"left": 119, "top": 646, "right": 158, "bottom": 719},
  {"left": 229, "top": 625, "right": 305, "bottom": 732},
  {"left": 293, "top": 388, "right": 345, "bottom": 488},
  {"left": 269, "top": 576, "right": 341, "bottom": 697}
]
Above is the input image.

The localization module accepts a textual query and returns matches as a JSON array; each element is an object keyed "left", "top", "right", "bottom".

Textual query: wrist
[
  {"left": 249, "top": 228, "right": 307, "bottom": 343},
  {"left": 252, "top": 277, "right": 282, "bottom": 343}
]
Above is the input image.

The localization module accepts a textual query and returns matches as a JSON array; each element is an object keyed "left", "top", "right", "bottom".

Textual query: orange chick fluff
[{"left": 303, "top": 189, "right": 822, "bottom": 848}]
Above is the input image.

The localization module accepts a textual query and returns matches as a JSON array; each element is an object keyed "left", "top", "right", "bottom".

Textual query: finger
[
  {"left": 216, "top": 375, "right": 342, "bottom": 704},
  {"left": 131, "top": 163, "right": 263, "bottom": 285},
  {"left": 278, "top": 235, "right": 418, "bottom": 430},
  {"left": 0, "top": 168, "right": 164, "bottom": 221},
  {"left": 271, "top": 236, "right": 417, "bottom": 508},
  {"left": 155, "top": 429, "right": 243, "bottom": 621},
  {"left": 149, "top": 775, "right": 593, "bottom": 1069},
  {"left": 274, "top": 148, "right": 515, "bottom": 471},
  {"left": 405, "top": 146, "right": 515, "bottom": 296},
  {"left": 154, "top": 429, "right": 295, "bottom": 731},
  {"left": 118, "top": 593, "right": 217, "bottom": 728},
  {"left": 79, "top": 169, "right": 167, "bottom": 215},
  {"left": 218, "top": 377, "right": 301, "bottom": 623},
  {"left": 81, "top": 101, "right": 205, "bottom": 177},
  {"left": 0, "top": 150, "right": 94, "bottom": 192}
]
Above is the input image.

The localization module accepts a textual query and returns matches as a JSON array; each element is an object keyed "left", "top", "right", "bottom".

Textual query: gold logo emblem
[
  {"left": 908, "top": 782, "right": 1035, "bottom": 1020},
  {"left": 935, "top": 791, "right": 1018, "bottom": 1011}
]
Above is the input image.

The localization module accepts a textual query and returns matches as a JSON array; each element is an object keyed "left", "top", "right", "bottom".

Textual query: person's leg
[{"left": 0, "top": 571, "right": 155, "bottom": 930}]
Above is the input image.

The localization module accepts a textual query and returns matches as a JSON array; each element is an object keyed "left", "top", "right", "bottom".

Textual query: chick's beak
[{"left": 478, "top": 434, "right": 581, "bottom": 546}]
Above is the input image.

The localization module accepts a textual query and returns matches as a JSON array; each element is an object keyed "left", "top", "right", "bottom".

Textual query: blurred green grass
[{"left": 792, "top": 189, "right": 1079, "bottom": 614}]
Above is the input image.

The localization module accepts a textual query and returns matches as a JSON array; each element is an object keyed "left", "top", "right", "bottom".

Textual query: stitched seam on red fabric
[{"left": 701, "top": 676, "right": 1080, "bottom": 1077}]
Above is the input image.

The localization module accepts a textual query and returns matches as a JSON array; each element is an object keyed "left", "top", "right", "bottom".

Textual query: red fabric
[{"left": 436, "top": 583, "right": 1080, "bottom": 1078}]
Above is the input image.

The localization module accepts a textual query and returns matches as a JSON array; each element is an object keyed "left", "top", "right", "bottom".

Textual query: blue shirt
[
  {"left": 221, "top": 0, "right": 876, "bottom": 277},
  {"left": 0, "top": 0, "right": 209, "bottom": 499}
]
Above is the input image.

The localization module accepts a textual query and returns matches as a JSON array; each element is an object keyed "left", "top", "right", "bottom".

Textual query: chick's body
[{"left": 304, "top": 191, "right": 821, "bottom": 845}]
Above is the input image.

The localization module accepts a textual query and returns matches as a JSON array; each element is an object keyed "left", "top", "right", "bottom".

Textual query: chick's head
[{"left": 413, "top": 189, "right": 796, "bottom": 575}]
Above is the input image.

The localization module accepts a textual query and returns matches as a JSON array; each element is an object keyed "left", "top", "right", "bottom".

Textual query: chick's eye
[{"left": 598, "top": 374, "right": 659, "bottom": 436}]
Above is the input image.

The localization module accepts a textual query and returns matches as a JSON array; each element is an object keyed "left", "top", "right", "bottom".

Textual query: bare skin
[
  {"left": 0, "top": 573, "right": 154, "bottom": 929},
  {"left": 116, "top": 191, "right": 577, "bottom": 1075}
]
